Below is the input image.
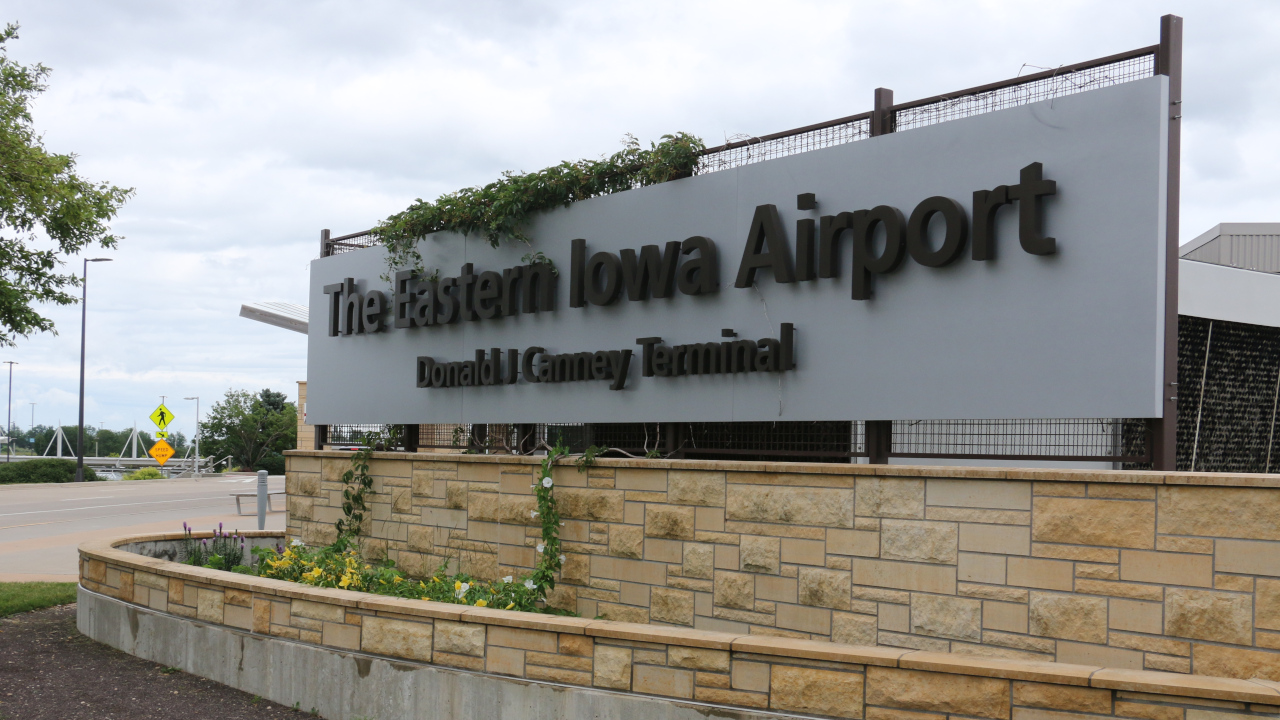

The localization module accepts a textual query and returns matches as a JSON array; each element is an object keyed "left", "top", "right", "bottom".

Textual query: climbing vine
[
  {"left": 373, "top": 133, "right": 706, "bottom": 276},
  {"left": 335, "top": 427, "right": 401, "bottom": 537},
  {"left": 528, "top": 443, "right": 569, "bottom": 598}
]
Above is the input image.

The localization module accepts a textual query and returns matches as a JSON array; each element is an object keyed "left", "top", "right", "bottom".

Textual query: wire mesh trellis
[
  {"left": 893, "top": 54, "right": 1156, "bottom": 133},
  {"left": 696, "top": 119, "right": 872, "bottom": 175},
  {"left": 324, "top": 419, "right": 1148, "bottom": 464},
  {"left": 324, "top": 229, "right": 379, "bottom": 257},
  {"left": 890, "top": 418, "right": 1148, "bottom": 462}
]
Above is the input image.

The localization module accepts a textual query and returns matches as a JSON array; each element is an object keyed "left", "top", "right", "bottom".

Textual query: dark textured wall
[{"left": 1177, "top": 315, "right": 1280, "bottom": 472}]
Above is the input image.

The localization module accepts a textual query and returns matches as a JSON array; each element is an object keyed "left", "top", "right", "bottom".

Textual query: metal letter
[
  {"left": 341, "top": 278, "right": 363, "bottom": 335},
  {"left": 851, "top": 206, "right": 906, "bottom": 300},
  {"left": 1007, "top": 162, "right": 1058, "bottom": 255},
  {"left": 906, "top": 196, "right": 968, "bottom": 267},
  {"left": 620, "top": 241, "right": 681, "bottom": 300},
  {"left": 635, "top": 337, "right": 662, "bottom": 377},
  {"left": 362, "top": 290, "right": 387, "bottom": 333},
  {"left": 970, "top": 186, "right": 1010, "bottom": 261},
  {"left": 735, "top": 204, "right": 795, "bottom": 287},
  {"left": 607, "top": 350, "right": 633, "bottom": 391},
  {"left": 678, "top": 236, "right": 719, "bottom": 295},
  {"left": 394, "top": 271, "right": 417, "bottom": 329},
  {"left": 417, "top": 357, "right": 435, "bottom": 388},
  {"left": 818, "top": 212, "right": 861, "bottom": 279},
  {"left": 585, "top": 251, "right": 622, "bottom": 306},
  {"left": 522, "top": 347, "right": 544, "bottom": 383},
  {"left": 475, "top": 271, "right": 502, "bottom": 320},
  {"left": 569, "top": 238, "right": 586, "bottom": 308},
  {"left": 323, "top": 282, "right": 344, "bottom": 337}
]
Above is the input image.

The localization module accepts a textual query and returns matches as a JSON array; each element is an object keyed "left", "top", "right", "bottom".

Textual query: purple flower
[
  {"left": 182, "top": 521, "right": 189, "bottom": 532},
  {"left": 202, "top": 539, "right": 208, "bottom": 546}
]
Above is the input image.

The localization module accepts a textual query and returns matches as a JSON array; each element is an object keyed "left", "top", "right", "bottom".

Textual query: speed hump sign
[{"left": 149, "top": 439, "right": 175, "bottom": 466}]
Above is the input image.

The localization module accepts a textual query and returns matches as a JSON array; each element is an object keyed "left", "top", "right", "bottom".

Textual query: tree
[
  {"left": 201, "top": 389, "right": 297, "bottom": 474},
  {"left": 0, "top": 23, "right": 133, "bottom": 346}
]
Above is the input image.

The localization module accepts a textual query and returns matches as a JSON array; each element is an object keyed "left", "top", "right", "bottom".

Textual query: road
[{"left": 0, "top": 475, "right": 287, "bottom": 582}]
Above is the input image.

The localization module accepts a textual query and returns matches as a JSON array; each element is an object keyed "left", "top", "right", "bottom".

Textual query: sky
[{"left": 1, "top": 0, "right": 1278, "bottom": 447}]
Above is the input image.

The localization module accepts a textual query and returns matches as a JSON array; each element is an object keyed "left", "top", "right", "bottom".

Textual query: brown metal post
[
  {"left": 314, "top": 424, "right": 328, "bottom": 451},
  {"left": 1152, "top": 14, "right": 1183, "bottom": 470},
  {"left": 866, "top": 420, "right": 891, "bottom": 464},
  {"left": 401, "top": 424, "right": 419, "bottom": 452},
  {"left": 871, "top": 88, "right": 894, "bottom": 136},
  {"left": 320, "top": 228, "right": 331, "bottom": 258},
  {"left": 517, "top": 423, "right": 536, "bottom": 453}
]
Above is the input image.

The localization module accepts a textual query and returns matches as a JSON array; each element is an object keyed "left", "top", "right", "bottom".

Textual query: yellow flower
[
  {"left": 505, "top": 603, "right": 515, "bottom": 610},
  {"left": 393, "top": 576, "right": 403, "bottom": 584},
  {"left": 454, "top": 580, "right": 462, "bottom": 591},
  {"left": 339, "top": 574, "right": 352, "bottom": 588},
  {"left": 475, "top": 599, "right": 488, "bottom": 607}
]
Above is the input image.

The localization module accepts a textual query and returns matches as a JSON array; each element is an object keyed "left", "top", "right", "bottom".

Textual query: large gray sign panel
[{"left": 308, "top": 76, "right": 1168, "bottom": 425}]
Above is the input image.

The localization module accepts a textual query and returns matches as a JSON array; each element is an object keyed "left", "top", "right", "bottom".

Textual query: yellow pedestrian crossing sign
[
  {"left": 150, "top": 404, "right": 174, "bottom": 430},
  {"left": 149, "top": 439, "right": 175, "bottom": 466}
]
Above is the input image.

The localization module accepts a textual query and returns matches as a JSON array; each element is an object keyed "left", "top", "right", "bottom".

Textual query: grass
[{"left": 0, "top": 582, "right": 79, "bottom": 617}]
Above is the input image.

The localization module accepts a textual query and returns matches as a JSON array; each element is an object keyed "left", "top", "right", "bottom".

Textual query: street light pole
[
  {"left": 76, "top": 258, "right": 112, "bottom": 483},
  {"left": 184, "top": 396, "right": 200, "bottom": 477},
  {"left": 4, "top": 361, "right": 15, "bottom": 463}
]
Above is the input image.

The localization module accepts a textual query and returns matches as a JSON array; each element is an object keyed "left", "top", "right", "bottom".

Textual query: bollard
[{"left": 257, "top": 469, "right": 268, "bottom": 530}]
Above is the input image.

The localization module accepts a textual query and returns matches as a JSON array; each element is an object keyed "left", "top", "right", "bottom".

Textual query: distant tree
[
  {"left": 0, "top": 23, "right": 134, "bottom": 346},
  {"left": 201, "top": 389, "right": 297, "bottom": 474}
]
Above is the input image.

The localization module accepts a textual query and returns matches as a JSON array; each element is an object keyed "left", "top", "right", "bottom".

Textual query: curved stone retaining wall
[
  {"left": 81, "top": 532, "right": 1280, "bottom": 720},
  {"left": 286, "top": 451, "right": 1280, "bottom": 677}
]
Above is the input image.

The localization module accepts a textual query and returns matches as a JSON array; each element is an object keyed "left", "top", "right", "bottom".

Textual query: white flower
[
  {"left": 502, "top": 576, "right": 513, "bottom": 584},
  {"left": 558, "top": 555, "right": 566, "bottom": 563},
  {"left": 536, "top": 544, "right": 545, "bottom": 553},
  {"left": 460, "top": 582, "right": 470, "bottom": 593},
  {"left": 541, "top": 477, "right": 553, "bottom": 488},
  {"left": 524, "top": 579, "right": 536, "bottom": 590},
  {"left": 531, "top": 510, "right": 539, "bottom": 518},
  {"left": 290, "top": 538, "right": 304, "bottom": 547}
]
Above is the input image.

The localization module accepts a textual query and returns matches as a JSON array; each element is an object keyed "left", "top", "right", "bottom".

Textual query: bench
[{"left": 231, "top": 490, "right": 285, "bottom": 515}]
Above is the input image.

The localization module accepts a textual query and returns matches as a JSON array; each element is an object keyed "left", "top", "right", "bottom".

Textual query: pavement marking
[
  {"left": 0, "top": 503, "right": 257, "bottom": 530},
  {"left": 59, "top": 496, "right": 112, "bottom": 501},
  {"left": 0, "top": 496, "right": 241, "bottom": 518}
]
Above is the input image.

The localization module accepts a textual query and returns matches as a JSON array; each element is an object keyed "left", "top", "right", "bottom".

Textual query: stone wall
[
  {"left": 286, "top": 451, "right": 1280, "bottom": 678},
  {"left": 80, "top": 531, "right": 1280, "bottom": 720}
]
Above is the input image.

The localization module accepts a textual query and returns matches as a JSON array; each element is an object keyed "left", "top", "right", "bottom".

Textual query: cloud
[{"left": 2, "top": 0, "right": 1278, "bottom": 442}]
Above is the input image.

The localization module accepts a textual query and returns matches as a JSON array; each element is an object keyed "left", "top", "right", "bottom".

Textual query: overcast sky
[{"left": 2, "top": 0, "right": 1277, "bottom": 447}]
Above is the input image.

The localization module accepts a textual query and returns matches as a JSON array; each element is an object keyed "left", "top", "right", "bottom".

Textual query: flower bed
[{"left": 177, "top": 443, "right": 579, "bottom": 615}]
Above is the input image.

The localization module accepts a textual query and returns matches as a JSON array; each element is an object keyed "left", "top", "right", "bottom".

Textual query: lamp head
[
  {"left": 184, "top": 397, "right": 197, "bottom": 400},
  {"left": 87, "top": 258, "right": 112, "bottom": 263}
]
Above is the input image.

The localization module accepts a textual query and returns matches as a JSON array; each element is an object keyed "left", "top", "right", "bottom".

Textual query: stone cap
[
  {"left": 285, "top": 449, "right": 1280, "bottom": 487},
  {"left": 81, "top": 531, "right": 1280, "bottom": 704}
]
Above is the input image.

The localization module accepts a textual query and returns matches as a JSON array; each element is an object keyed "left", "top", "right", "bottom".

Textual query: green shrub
[
  {"left": 123, "top": 467, "right": 164, "bottom": 481},
  {"left": 0, "top": 459, "right": 98, "bottom": 484}
]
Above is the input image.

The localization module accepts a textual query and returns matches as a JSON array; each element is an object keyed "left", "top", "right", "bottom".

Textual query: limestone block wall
[
  {"left": 80, "top": 531, "right": 1280, "bottom": 720},
  {"left": 286, "top": 451, "right": 1280, "bottom": 679}
]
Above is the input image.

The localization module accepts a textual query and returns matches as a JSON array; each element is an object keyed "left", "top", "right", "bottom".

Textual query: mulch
[{"left": 0, "top": 604, "right": 316, "bottom": 719}]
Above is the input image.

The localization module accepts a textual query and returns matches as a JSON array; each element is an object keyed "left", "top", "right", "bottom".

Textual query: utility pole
[
  {"left": 184, "top": 396, "right": 200, "bottom": 477},
  {"left": 4, "top": 361, "right": 14, "bottom": 463},
  {"left": 77, "top": 257, "right": 112, "bottom": 483}
]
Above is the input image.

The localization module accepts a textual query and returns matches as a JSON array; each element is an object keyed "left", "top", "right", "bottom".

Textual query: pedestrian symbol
[
  {"left": 150, "top": 404, "right": 174, "bottom": 430},
  {"left": 149, "top": 439, "right": 175, "bottom": 466}
]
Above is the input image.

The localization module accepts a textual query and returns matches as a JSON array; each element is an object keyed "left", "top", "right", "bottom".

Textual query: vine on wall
[{"left": 373, "top": 133, "right": 706, "bottom": 276}]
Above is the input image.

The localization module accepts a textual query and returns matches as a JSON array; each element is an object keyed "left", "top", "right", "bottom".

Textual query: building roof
[
  {"left": 1180, "top": 223, "right": 1280, "bottom": 273},
  {"left": 239, "top": 301, "right": 308, "bottom": 334}
]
